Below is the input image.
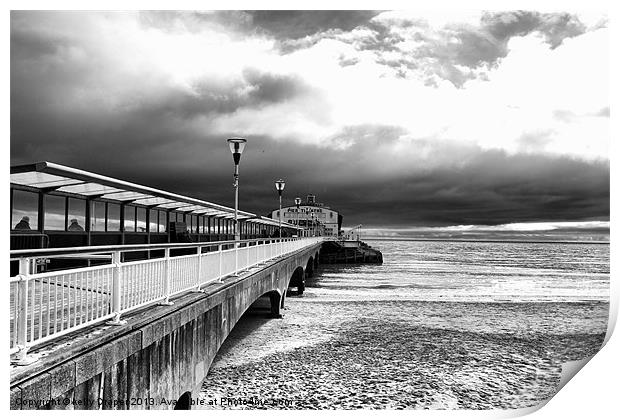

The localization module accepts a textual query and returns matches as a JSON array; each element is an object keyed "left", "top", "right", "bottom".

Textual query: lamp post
[
  {"left": 227, "top": 138, "right": 247, "bottom": 240},
  {"left": 294, "top": 197, "right": 301, "bottom": 236},
  {"left": 275, "top": 180, "right": 285, "bottom": 240},
  {"left": 227, "top": 138, "right": 247, "bottom": 274}
]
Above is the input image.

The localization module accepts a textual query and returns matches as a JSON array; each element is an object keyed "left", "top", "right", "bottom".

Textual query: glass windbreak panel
[
  {"left": 200, "top": 216, "right": 207, "bottom": 234},
  {"left": 12, "top": 190, "right": 39, "bottom": 230},
  {"left": 67, "top": 198, "right": 86, "bottom": 232},
  {"left": 158, "top": 210, "right": 167, "bottom": 232},
  {"left": 192, "top": 215, "right": 198, "bottom": 233},
  {"left": 137, "top": 207, "right": 147, "bottom": 233},
  {"left": 124, "top": 206, "right": 136, "bottom": 232},
  {"left": 44, "top": 195, "right": 66, "bottom": 231},
  {"left": 91, "top": 201, "right": 106, "bottom": 231},
  {"left": 107, "top": 203, "right": 121, "bottom": 231},
  {"left": 177, "top": 212, "right": 184, "bottom": 223},
  {"left": 149, "top": 209, "right": 158, "bottom": 232}
]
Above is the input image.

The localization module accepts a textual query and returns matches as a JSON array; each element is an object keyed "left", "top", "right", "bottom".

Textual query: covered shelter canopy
[
  {"left": 10, "top": 161, "right": 255, "bottom": 220},
  {"left": 249, "top": 216, "right": 302, "bottom": 231}
]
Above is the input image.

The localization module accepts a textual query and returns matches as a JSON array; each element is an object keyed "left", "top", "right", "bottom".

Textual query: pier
[
  {"left": 319, "top": 239, "right": 383, "bottom": 264},
  {"left": 10, "top": 237, "right": 323, "bottom": 410},
  {"left": 9, "top": 161, "right": 383, "bottom": 410}
]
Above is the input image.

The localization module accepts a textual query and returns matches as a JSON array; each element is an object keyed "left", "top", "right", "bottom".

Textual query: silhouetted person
[
  {"left": 14, "top": 216, "right": 31, "bottom": 230},
  {"left": 68, "top": 218, "right": 84, "bottom": 231},
  {"left": 178, "top": 228, "right": 193, "bottom": 243}
]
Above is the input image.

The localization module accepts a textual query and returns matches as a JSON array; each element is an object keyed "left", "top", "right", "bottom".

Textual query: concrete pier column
[{"left": 269, "top": 292, "right": 282, "bottom": 318}]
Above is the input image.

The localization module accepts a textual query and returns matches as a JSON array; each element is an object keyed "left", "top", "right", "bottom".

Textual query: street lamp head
[
  {"left": 275, "top": 179, "right": 286, "bottom": 195},
  {"left": 227, "top": 138, "right": 247, "bottom": 165}
]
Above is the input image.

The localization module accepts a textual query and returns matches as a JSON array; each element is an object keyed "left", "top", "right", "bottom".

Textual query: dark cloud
[
  {"left": 481, "top": 11, "right": 586, "bottom": 48},
  {"left": 353, "top": 11, "right": 590, "bottom": 87},
  {"left": 125, "top": 11, "right": 593, "bottom": 88},
  {"left": 354, "top": 21, "right": 405, "bottom": 52},
  {"left": 10, "top": 106, "right": 610, "bottom": 227},
  {"left": 10, "top": 14, "right": 315, "bottom": 154},
  {"left": 137, "top": 11, "right": 253, "bottom": 36},
  {"left": 10, "top": 22, "right": 65, "bottom": 59},
  {"left": 242, "top": 68, "right": 310, "bottom": 104},
  {"left": 9, "top": 11, "right": 609, "bottom": 228},
  {"left": 320, "top": 149, "right": 609, "bottom": 227},
  {"left": 138, "top": 11, "right": 382, "bottom": 54},
  {"left": 260, "top": 10, "right": 591, "bottom": 87},
  {"left": 246, "top": 11, "right": 382, "bottom": 40}
]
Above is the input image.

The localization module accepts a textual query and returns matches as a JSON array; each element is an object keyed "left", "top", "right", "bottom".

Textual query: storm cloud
[
  {"left": 247, "top": 10, "right": 382, "bottom": 40},
  {"left": 349, "top": 11, "right": 591, "bottom": 87},
  {"left": 10, "top": 10, "right": 609, "bottom": 228}
]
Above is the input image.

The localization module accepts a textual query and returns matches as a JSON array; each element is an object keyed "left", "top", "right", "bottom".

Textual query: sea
[{"left": 199, "top": 239, "right": 610, "bottom": 410}]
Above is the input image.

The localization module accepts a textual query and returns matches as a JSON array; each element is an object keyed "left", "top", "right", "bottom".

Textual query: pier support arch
[
  {"left": 288, "top": 266, "right": 305, "bottom": 295},
  {"left": 247, "top": 290, "right": 283, "bottom": 318},
  {"left": 174, "top": 392, "right": 192, "bottom": 410}
]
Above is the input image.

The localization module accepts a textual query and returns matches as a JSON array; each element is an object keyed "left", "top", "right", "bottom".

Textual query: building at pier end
[{"left": 269, "top": 194, "right": 343, "bottom": 237}]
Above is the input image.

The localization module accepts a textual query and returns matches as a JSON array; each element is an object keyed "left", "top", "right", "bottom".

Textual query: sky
[{"left": 10, "top": 10, "right": 610, "bottom": 230}]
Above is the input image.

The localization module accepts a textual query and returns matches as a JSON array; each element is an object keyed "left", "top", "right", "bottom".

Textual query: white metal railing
[{"left": 9, "top": 236, "right": 324, "bottom": 364}]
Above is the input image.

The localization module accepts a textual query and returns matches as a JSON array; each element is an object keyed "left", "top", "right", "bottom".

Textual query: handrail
[
  {"left": 9, "top": 236, "right": 325, "bottom": 365},
  {"left": 9, "top": 236, "right": 310, "bottom": 259}
]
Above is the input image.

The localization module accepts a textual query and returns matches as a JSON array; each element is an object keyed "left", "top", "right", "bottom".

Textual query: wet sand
[{"left": 200, "top": 298, "right": 607, "bottom": 409}]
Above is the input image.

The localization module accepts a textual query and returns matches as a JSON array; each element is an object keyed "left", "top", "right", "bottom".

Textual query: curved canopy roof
[
  {"left": 254, "top": 216, "right": 300, "bottom": 230},
  {"left": 10, "top": 161, "right": 257, "bottom": 220}
]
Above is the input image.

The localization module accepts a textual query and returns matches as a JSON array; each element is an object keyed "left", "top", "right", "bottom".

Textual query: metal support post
[
  {"left": 218, "top": 244, "right": 223, "bottom": 282},
  {"left": 160, "top": 248, "right": 174, "bottom": 306},
  {"left": 14, "top": 258, "right": 38, "bottom": 365},
  {"left": 107, "top": 251, "right": 128, "bottom": 325}
]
